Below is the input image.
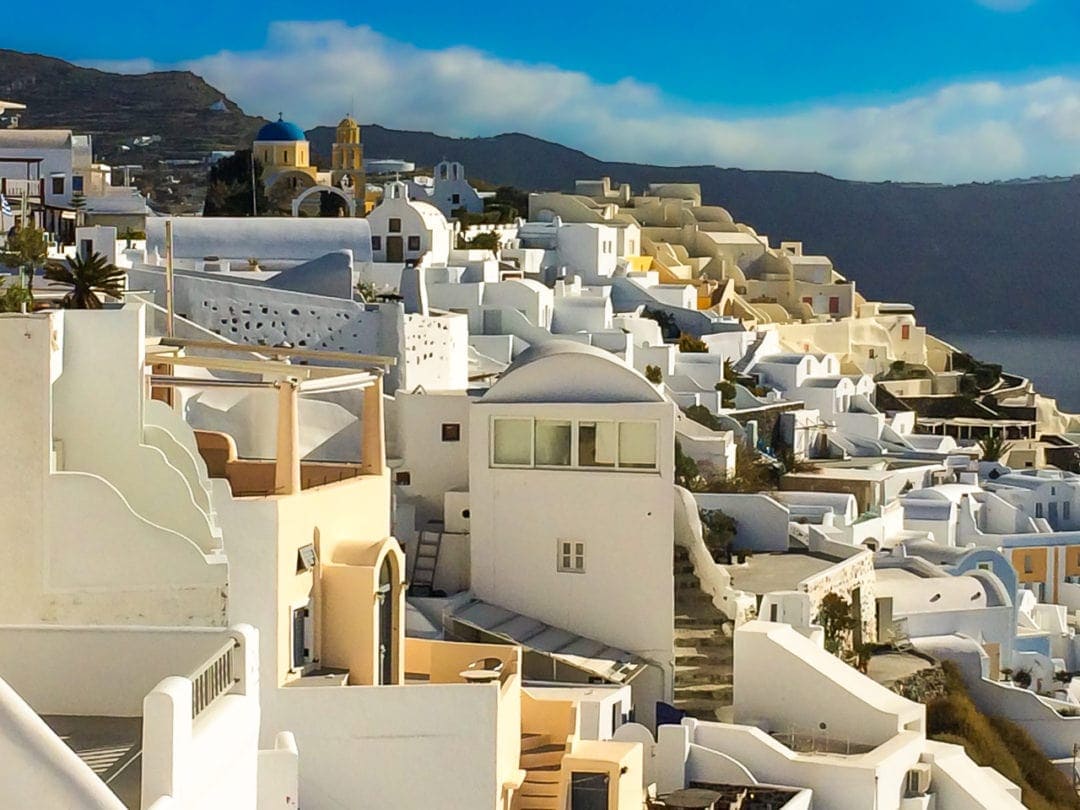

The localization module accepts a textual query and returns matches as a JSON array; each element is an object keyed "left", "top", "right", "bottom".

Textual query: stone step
[
  {"left": 523, "top": 765, "right": 561, "bottom": 785},
  {"left": 675, "top": 664, "right": 734, "bottom": 686},
  {"left": 675, "top": 589, "right": 714, "bottom": 605},
  {"left": 515, "top": 795, "right": 560, "bottom": 810},
  {"left": 521, "top": 744, "right": 564, "bottom": 770},
  {"left": 520, "top": 779, "right": 560, "bottom": 798},
  {"left": 674, "top": 683, "right": 734, "bottom": 703},
  {"left": 520, "top": 732, "right": 552, "bottom": 752},
  {"left": 674, "top": 633, "right": 729, "bottom": 650},
  {"left": 674, "top": 614, "right": 720, "bottom": 628}
]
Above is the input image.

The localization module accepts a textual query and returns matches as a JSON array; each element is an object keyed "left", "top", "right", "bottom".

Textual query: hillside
[
  {"left": 3, "top": 49, "right": 1078, "bottom": 335},
  {"left": 0, "top": 49, "right": 265, "bottom": 162},
  {"left": 312, "top": 124, "right": 1080, "bottom": 337}
]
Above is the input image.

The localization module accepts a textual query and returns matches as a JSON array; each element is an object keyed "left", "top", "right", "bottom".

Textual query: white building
[
  {"left": 367, "top": 181, "right": 454, "bottom": 265},
  {"left": 406, "top": 161, "right": 485, "bottom": 217},
  {"left": 467, "top": 341, "right": 677, "bottom": 726},
  {"left": 0, "top": 128, "right": 149, "bottom": 239}
]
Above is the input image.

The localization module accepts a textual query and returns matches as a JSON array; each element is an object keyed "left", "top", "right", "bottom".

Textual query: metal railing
[{"left": 189, "top": 638, "right": 241, "bottom": 719}]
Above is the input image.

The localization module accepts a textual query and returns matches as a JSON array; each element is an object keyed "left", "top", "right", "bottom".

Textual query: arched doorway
[
  {"left": 291, "top": 184, "right": 357, "bottom": 218},
  {"left": 375, "top": 554, "right": 396, "bottom": 685}
]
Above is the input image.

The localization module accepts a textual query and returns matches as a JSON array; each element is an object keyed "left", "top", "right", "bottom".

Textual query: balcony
[{"left": 0, "top": 624, "right": 255, "bottom": 809}]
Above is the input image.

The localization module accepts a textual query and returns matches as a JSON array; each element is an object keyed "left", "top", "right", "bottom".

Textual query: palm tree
[
  {"left": 978, "top": 432, "right": 1013, "bottom": 463},
  {"left": 44, "top": 251, "right": 125, "bottom": 309}
]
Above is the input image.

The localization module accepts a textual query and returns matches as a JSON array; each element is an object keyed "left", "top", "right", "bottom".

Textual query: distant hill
[
  {"left": 0, "top": 49, "right": 265, "bottom": 162},
  {"left": 3, "top": 49, "right": 1077, "bottom": 336}
]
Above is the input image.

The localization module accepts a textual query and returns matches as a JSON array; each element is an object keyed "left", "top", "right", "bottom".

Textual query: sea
[{"left": 938, "top": 333, "right": 1080, "bottom": 414}]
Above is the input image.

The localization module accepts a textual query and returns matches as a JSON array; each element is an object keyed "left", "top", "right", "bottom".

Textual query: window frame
[
  {"left": 441, "top": 423, "right": 461, "bottom": 442},
  {"left": 407, "top": 235, "right": 421, "bottom": 252},
  {"left": 491, "top": 417, "right": 535, "bottom": 467},
  {"left": 372, "top": 235, "right": 382, "bottom": 251},
  {"left": 534, "top": 419, "right": 573, "bottom": 468},
  {"left": 489, "top": 416, "right": 660, "bottom": 473},
  {"left": 388, "top": 217, "right": 402, "bottom": 233},
  {"left": 557, "top": 539, "right": 586, "bottom": 573}
]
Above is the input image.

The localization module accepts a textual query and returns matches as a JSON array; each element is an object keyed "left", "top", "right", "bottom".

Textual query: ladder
[{"left": 410, "top": 522, "right": 444, "bottom": 596}]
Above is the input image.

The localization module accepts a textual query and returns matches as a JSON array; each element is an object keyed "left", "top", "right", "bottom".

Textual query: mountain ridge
[{"left": 2, "top": 49, "right": 1078, "bottom": 336}]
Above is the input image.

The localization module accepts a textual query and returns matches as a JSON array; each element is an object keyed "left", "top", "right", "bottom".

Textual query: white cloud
[{"left": 86, "top": 20, "right": 1080, "bottom": 183}]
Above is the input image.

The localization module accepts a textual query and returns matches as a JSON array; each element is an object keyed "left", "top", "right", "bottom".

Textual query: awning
[{"left": 448, "top": 599, "right": 648, "bottom": 684}]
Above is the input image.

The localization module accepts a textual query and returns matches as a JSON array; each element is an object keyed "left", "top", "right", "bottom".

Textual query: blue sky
[{"left": 10, "top": 0, "right": 1080, "bottom": 181}]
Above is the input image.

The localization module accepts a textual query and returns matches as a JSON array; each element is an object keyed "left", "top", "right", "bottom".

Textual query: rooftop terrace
[{"left": 724, "top": 552, "right": 838, "bottom": 595}]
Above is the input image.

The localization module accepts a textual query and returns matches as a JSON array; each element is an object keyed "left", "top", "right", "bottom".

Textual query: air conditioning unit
[{"left": 906, "top": 763, "right": 932, "bottom": 796}]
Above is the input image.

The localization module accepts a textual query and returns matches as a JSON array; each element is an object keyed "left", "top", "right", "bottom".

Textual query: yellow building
[
  {"left": 331, "top": 114, "right": 366, "bottom": 194},
  {"left": 253, "top": 114, "right": 318, "bottom": 203}
]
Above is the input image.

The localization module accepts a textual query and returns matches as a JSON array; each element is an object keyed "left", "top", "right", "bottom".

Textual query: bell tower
[{"left": 331, "top": 114, "right": 365, "bottom": 198}]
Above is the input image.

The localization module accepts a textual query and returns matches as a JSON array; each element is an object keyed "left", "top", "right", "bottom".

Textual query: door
[
  {"left": 1049, "top": 502, "right": 1059, "bottom": 527},
  {"left": 570, "top": 772, "right": 609, "bottom": 810},
  {"left": 376, "top": 557, "right": 395, "bottom": 684},
  {"left": 386, "top": 236, "right": 404, "bottom": 262}
]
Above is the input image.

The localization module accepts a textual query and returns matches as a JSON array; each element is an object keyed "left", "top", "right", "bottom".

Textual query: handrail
[{"left": 189, "top": 638, "right": 240, "bottom": 719}]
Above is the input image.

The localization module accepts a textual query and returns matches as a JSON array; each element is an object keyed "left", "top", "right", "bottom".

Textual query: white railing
[
  {"left": 1, "top": 178, "right": 43, "bottom": 200},
  {"left": 189, "top": 638, "right": 241, "bottom": 719}
]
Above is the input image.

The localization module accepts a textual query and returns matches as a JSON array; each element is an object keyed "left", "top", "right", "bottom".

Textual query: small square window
[
  {"left": 441, "top": 423, "right": 461, "bottom": 442},
  {"left": 395, "top": 471, "right": 412, "bottom": 486},
  {"left": 452, "top": 193, "right": 461, "bottom": 204},
  {"left": 389, "top": 218, "right": 402, "bottom": 233},
  {"left": 72, "top": 175, "right": 84, "bottom": 193},
  {"left": 558, "top": 540, "right": 585, "bottom": 573},
  {"left": 407, "top": 235, "right": 421, "bottom": 251},
  {"left": 372, "top": 236, "right": 382, "bottom": 250}
]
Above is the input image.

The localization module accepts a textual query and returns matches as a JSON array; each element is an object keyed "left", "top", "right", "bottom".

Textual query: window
[
  {"left": 291, "top": 604, "right": 313, "bottom": 670},
  {"left": 372, "top": 236, "right": 382, "bottom": 250},
  {"left": 282, "top": 150, "right": 288, "bottom": 163},
  {"left": 977, "top": 561, "right": 993, "bottom": 572},
  {"left": 578, "top": 421, "right": 617, "bottom": 468},
  {"left": 492, "top": 418, "right": 533, "bottom": 466},
  {"left": 296, "top": 544, "right": 317, "bottom": 573},
  {"left": 1036, "top": 503, "right": 1044, "bottom": 519},
  {"left": 408, "top": 235, "right": 421, "bottom": 251},
  {"left": 51, "top": 176, "right": 64, "bottom": 195},
  {"left": 558, "top": 540, "right": 585, "bottom": 573},
  {"left": 441, "top": 423, "right": 461, "bottom": 442},
  {"left": 452, "top": 193, "right": 460, "bottom": 204},
  {"left": 535, "top": 420, "right": 572, "bottom": 466},
  {"left": 868, "top": 348, "right": 876, "bottom": 360},
  {"left": 769, "top": 603, "right": 779, "bottom": 621},
  {"left": 828, "top": 296, "right": 840, "bottom": 314},
  {"left": 395, "top": 471, "right": 411, "bottom": 486},
  {"left": 1024, "top": 554, "right": 1035, "bottom": 574},
  {"left": 389, "top": 218, "right": 402, "bottom": 233},
  {"left": 901, "top": 324, "right": 911, "bottom": 340},
  {"left": 1065, "top": 502, "right": 1072, "bottom": 521},
  {"left": 72, "top": 175, "right": 84, "bottom": 193},
  {"left": 618, "top": 422, "right": 658, "bottom": 469}
]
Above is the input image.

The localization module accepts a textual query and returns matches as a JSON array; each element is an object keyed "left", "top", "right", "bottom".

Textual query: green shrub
[{"left": 678, "top": 332, "right": 708, "bottom": 353}]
